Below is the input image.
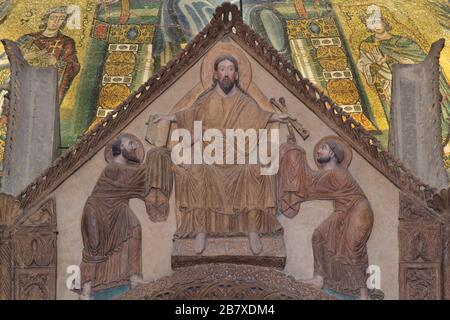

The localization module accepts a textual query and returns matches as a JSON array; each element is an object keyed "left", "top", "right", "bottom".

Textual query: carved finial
[
  {"left": 0, "top": 39, "right": 28, "bottom": 67},
  {"left": 428, "top": 187, "right": 450, "bottom": 223},
  {"left": 212, "top": 3, "right": 241, "bottom": 29},
  {"left": 0, "top": 193, "right": 21, "bottom": 230},
  {"left": 425, "top": 39, "right": 445, "bottom": 63}
]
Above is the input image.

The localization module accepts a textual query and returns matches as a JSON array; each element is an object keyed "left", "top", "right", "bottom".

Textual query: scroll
[{"left": 145, "top": 114, "right": 172, "bottom": 147}]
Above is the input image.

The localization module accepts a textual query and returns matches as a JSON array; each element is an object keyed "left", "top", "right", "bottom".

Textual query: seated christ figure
[{"left": 154, "top": 55, "right": 293, "bottom": 255}]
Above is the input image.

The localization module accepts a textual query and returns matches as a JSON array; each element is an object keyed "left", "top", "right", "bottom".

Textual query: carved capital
[
  {"left": 118, "top": 264, "right": 333, "bottom": 300},
  {"left": 0, "top": 240, "right": 12, "bottom": 300},
  {"left": 399, "top": 225, "right": 441, "bottom": 263},
  {"left": 18, "top": 197, "right": 57, "bottom": 229},
  {"left": 15, "top": 269, "right": 55, "bottom": 300},
  {"left": 427, "top": 188, "right": 450, "bottom": 224},
  {"left": 400, "top": 193, "right": 435, "bottom": 222},
  {"left": 400, "top": 264, "right": 441, "bottom": 300},
  {"left": 0, "top": 193, "right": 22, "bottom": 232},
  {"left": 13, "top": 233, "right": 56, "bottom": 268},
  {"left": 0, "top": 198, "right": 59, "bottom": 300},
  {"left": 399, "top": 193, "right": 445, "bottom": 299}
]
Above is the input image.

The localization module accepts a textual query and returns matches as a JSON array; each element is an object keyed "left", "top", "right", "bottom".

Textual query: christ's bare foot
[
  {"left": 130, "top": 275, "right": 147, "bottom": 289},
  {"left": 301, "top": 276, "right": 324, "bottom": 289},
  {"left": 195, "top": 232, "right": 207, "bottom": 254},
  {"left": 249, "top": 231, "right": 263, "bottom": 255},
  {"left": 79, "top": 282, "right": 92, "bottom": 300}
]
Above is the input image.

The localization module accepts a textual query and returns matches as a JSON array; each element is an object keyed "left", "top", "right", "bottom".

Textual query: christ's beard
[
  {"left": 317, "top": 156, "right": 332, "bottom": 164},
  {"left": 218, "top": 78, "right": 235, "bottom": 94}
]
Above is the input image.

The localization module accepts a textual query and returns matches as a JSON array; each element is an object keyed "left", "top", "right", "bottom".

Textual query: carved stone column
[
  {"left": 399, "top": 193, "right": 443, "bottom": 299},
  {"left": 0, "top": 238, "right": 12, "bottom": 299},
  {"left": 427, "top": 188, "right": 450, "bottom": 300},
  {"left": 389, "top": 39, "right": 448, "bottom": 190},
  {"left": 0, "top": 194, "right": 57, "bottom": 300},
  {"left": 0, "top": 193, "right": 21, "bottom": 300},
  {"left": 443, "top": 224, "right": 450, "bottom": 299},
  {"left": 0, "top": 40, "right": 60, "bottom": 196},
  {"left": 12, "top": 199, "right": 58, "bottom": 300}
]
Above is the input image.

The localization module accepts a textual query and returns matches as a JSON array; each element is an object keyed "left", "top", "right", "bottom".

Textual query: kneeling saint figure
[
  {"left": 279, "top": 137, "right": 374, "bottom": 300},
  {"left": 79, "top": 134, "right": 172, "bottom": 299}
]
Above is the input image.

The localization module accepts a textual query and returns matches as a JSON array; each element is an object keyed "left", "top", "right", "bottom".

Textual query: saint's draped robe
[
  {"left": 80, "top": 147, "right": 172, "bottom": 292},
  {"left": 173, "top": 88, "right": 282, "bottom": 238},
  {"left": 279, "top": 144, "right": 374, "bottom": 293}
]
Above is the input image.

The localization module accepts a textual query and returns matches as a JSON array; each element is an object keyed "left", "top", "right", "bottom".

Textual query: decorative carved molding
[
  {"left": 20, "top": 199, "right": 56, "bottom": 227},
  {"left": 400, "top": 264, "right": 441, "bottom": 300},
  {"left": 427, "top": 187, "right": 450, "bottom": 224},
  {"left": 15, "top": 269, "right": 56, "bottom": 300},
  {"left": 443, "top": 224, "right": 450, "bottom": 299},
  {"left": 0, "top": 239, "right": 12, "bottom": 300},
  {"left": 0, "top": 197, "right": 57, "bottom": 300},
  {"left": 0, "top": 193, "right": 21, "bottom": 229},
  {"left": 15, "top": 3, "right": 439, "bottom": 219},
  {"left": 13, "top": 198, "right": 57, "bottom": 300},
  {"left": 425, "top": 188, "right": 450, "bottom": 299},
  {"left": 399, "top": 193, "right": 445, "bottom": 300},
  {"left": 399, "top": 225, "right": 441, "bottom": 263},
  {"left": 0, "top": 193, "right": 20, "bottom": 300},
  {"left": 400, "top": 196, "right": 436, "bottom": 222},
  {"left": 13, "top": 233, "right": 56, "bottom": 268},
  {"left": 0, "top": 40, "right": 27, "bottom": 183},
  {"left": 117, "top": 263, "right": 335, "bottom": 300}
]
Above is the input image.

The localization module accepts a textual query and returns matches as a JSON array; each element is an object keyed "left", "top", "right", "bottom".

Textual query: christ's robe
[
  {"left": 173, "top": 88, "right": 282, "bottom": 238},
  {"left": 279, "top": 144, "right": 374, "bottom": 293}
]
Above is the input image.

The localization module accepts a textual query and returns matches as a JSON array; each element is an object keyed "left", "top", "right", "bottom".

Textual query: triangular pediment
[{"left": 16, "top": 3, "right": 440, "bottom": 215}]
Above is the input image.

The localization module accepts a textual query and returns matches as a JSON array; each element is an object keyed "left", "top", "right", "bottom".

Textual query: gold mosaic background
[
  {"left": 333, "top": 0, "right": 450, "bottom": 132},
  {"left": 0, "top": 0, "right": 449, "bottom": 183}
]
